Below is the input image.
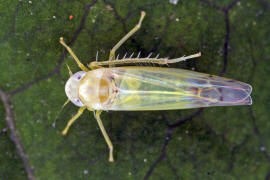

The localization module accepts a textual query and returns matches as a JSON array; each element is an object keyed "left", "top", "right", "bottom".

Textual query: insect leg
[
  {"left": 108, "top": 11, "right": 146, "bottom": 61},
  {"left": 165, "top": 52, "right": 201, "bottom": 64},
  {"left": 59, "top": 37, "right": 89, "bottom": 72},
  {"left": 62, "top": 107, "right": 86, "bottom": 135},
  {"left": 90, "top": 52, "right": 201, "bottom": 67},
  {"left": 94, "top": 110, "right": 114, "bottom": 162}
]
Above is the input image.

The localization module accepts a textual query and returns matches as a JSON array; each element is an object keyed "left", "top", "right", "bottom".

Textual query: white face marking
[{"left": 65, "top": 71, "right": 86, "bottom": 107}]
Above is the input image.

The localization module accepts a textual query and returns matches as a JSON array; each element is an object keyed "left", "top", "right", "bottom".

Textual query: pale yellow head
[{"left": 65, "top": 71, "right": 87, "bottom": 107}]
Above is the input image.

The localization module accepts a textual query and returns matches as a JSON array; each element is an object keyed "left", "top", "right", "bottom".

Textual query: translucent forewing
[{"left": 99, "top": 67, "right": 252, "bottom": 111}]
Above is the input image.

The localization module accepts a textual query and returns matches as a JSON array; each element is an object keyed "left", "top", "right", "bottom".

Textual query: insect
[{"left": 59, "top": 11, "right": 252, "bottom": 162}]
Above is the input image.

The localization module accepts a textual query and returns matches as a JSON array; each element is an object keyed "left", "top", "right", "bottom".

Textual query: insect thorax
[{"left": 78, "top": 69, "right": 113, "bottom": 110}]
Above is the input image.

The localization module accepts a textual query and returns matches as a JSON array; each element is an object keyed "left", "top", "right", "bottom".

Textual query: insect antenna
[
  {"left": 52, "top": 99, "right": 70, "bottom": 128},
  {"left": 65, "top": 63, "right": 73, "bottom": 76}
]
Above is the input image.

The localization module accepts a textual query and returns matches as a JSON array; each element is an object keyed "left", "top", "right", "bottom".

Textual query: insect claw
[
  {"left": 155, "top": 53, "right": 160, "bottom": 59},
  {"left": 59, "top": 37, "right": 64, "bottom": 43}
]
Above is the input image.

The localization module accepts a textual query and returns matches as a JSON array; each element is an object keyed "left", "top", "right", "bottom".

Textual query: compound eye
[
  {"left": 72, "top": 71, "right": 86, "bottom": 81},
  {"left": 72, "top": 98, "right": 85, "bottom": 107}
]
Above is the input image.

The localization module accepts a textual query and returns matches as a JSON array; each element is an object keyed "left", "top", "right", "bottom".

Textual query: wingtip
[{"left": 246, "top": 96, "right": 253, "bottom": 105}]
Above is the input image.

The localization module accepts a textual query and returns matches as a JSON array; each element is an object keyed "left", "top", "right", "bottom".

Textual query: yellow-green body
[{"left": 78, "top": 67, "right": 252, "bottom": 111}]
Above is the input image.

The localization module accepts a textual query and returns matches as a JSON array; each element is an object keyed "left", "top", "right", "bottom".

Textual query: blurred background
[{"left": 0, "top": 0, "right": 269, "bottom": 179}]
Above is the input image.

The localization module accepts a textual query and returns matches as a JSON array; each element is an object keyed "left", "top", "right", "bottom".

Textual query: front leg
[{"left": 60, "top": 37, "right": 89, "bottom": 72}]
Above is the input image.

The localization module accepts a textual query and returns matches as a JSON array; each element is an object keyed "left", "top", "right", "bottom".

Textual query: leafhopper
[{"left": 59, "top": 11, "right": 252, "bottom": 162}]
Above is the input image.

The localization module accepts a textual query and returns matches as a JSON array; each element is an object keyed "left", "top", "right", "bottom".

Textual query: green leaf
[{"left": 1, "top": 0, "right": 269, "bottom": 179}]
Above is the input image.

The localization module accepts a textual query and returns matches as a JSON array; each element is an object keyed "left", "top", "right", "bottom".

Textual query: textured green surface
[{"left": 0, "top": 0, "right": 269, "bottom": 179}]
